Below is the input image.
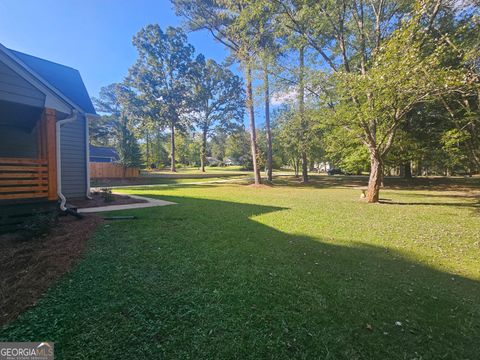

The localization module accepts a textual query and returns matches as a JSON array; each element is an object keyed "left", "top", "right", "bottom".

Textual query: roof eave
[{"left": 0, "top": 43, "right": 85, "bottom": 114}]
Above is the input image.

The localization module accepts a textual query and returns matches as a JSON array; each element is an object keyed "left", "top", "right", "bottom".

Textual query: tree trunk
[
  {"left": 366, "top": 153, "right": 382, "bottom": 203},
  {"left": 201, "top": 127, "right": 207, "bottom": 172},
  {"left": 299, "top": 46, "right": 308, "bottom": 183},
  {"left": 293, "top": 158, "right": 299, "bottom": 177},
  {"left": 264, "top": 62, "right": 273, "bottom": 182},
  {"left": 403, "top": 162, "right": 412, "bottom": 179},
  {"left": 416, "top": 160, "right": 422, "bottom": 176},
  {"left": 245, "top": 63, "right": 261, "bottom": 185},
  {"left": 301, "top": 152, "right": 308, "bottom": 183},
  {"left": 157, "top": 127, "right": 162, "bottom": 168},
  {"left": 170, "top": 122, "right": 176, "bottom": 172},
  {"left": 146, "top": 131, "right": 150, "bottom": 168}
]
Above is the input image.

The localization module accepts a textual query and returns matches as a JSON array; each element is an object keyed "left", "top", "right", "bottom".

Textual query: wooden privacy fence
[
  {"left": 90, "top": 163, "right": 140, "bottom": 178},
  {"left": 0, "top": 158, "right": 51, "bottom": 200}
]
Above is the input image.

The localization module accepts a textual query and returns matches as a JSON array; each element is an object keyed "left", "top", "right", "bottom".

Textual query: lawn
[
  {"left": 91, "top": 173, "right": 249, "bottom": 188},
  {"left": 147, "top": 165, "right": 247, "bottom": 173},
  {"left": 1, "top": 176, "right": 479, "bottom": 359}
]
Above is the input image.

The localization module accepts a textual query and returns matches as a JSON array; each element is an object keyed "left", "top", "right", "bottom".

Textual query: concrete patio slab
[{"left": 78, "top": 194, "right": 176, "bottom": 213}]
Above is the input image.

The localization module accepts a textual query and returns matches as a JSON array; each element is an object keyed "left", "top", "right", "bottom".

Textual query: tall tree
[
  {"left": 329, "top": 6, "right": 472, "bottom": 201},
  {"left": 92, "top": 84, "right": 124, "bottom": 147},
  {"left": 173, "top": 0, "right": 263, "bottom": 184},
  {"left": 236, "top": 0, "right": 313, "bottom": 182},
  {"left": 92, "top": 83, "right": 143, "bottom": 173},
  {"left": 225, "top": 128, "right": 252, "bottom": 169},
  {"left": 116, "top": 118, "right": 143, "bottom": 174},
  {"left": 191, "top": 55, "right": 245, "bottom": 172},
  {"left": 263, "top": 60, "right": 273, "bottom": 182},
  {"left": 298, "top": 45, "right": 308, "bottom": 183},
  {"left": 236, "top": 0, "right": 410, "bottom": 194},
  {"left": 248, "top": 5, "right": 279, "bottom": 182},
  {"left": 274, "top": 106, "right": 303, "bottom": 177},
  {"left": 129, "top": 25, "right": 195, "bottom": 172},
  {"left": 262, "top": 0, "right": 478, "bottom": 201}
]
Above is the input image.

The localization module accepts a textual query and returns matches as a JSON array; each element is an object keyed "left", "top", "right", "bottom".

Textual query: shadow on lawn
[
  {"left": 379, "top": 198, "right": 480, "bottom": 209},
  {"left": 91, "top": 172, "right": 246, "bottom": 187},
  {"left": 274, "top": 174, "right": 480, "bottom": 191},
  {"left": 1, "top": 193, "right": 479, "bottom": 359},
  {"left": 380, "top": 190, "right": 480, "bottom": 214}
]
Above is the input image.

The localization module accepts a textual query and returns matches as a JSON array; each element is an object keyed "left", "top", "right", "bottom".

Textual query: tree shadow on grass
[
  {"left": 91, "top": 173, "right": 245, "bottom": 188},
  {"left": 379, "top": 191, "right": 480, "bottom": 215},
  {"left": 379, "top": 198, "right": 480, "bottom": 209},
  {"left": 1, "top": 194, "right": 479, "bottom": 359},
  {"left": 273, "top": 174, "right": 480, "bottom": 192}
]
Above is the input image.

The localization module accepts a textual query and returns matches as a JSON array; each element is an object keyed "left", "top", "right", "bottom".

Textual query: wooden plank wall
[
  {"left": 0, "top": 108, "right": 57, "bottom": 202},
  {"left": 0, "top": 158, "right": 49, "bottom": 200},
  {"left": 90, "top": 163, "right": 140, "bottom": 178}
]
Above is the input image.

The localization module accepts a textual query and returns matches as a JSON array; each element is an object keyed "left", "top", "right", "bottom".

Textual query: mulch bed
[
  {"left": 0, "top": 214, "right": 101, "bottom": 327},
  {"left": 70, "top": 192, "right": 147, "bottom": 209}
]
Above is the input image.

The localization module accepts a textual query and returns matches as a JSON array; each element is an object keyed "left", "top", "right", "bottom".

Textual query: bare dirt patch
[
  {"left": 70, "top": 192, "right": 147, "bottom": 209},
  {"left": 0, "top": 215, "right": 101, "bottom": 327}
]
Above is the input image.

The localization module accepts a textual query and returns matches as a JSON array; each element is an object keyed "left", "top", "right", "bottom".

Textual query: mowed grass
[
  {"left": 1, "top": 177, "right": 479, "bottom": 359},
  {"left": 147, "top": 165, "right": 246, "bottom": 174},
  {"left": 91, "top": 174, "right": 249, "bottom": 188}
]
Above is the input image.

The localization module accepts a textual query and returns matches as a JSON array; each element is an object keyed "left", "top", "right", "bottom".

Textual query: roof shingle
[{"left": 9, "top": 49, "right": 96, "bottom": 114}]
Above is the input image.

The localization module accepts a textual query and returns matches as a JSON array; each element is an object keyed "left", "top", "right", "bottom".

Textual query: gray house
[
  {"left": 0, "top": 43, "right": 97, "bottom": 210},
  {"left": 89, "top": 145, "right": 119, "bottom": 163}
]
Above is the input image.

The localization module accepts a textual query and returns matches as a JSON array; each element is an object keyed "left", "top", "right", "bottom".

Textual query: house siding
[
  {"left": 0, "top": 125, "right": 37, "bottom": 158},
  {"left": 60, "top": 114, "right": 87, "bottom": 198},
  {"left": 0, "top": 60, "right": 45, "bottom": 107}
]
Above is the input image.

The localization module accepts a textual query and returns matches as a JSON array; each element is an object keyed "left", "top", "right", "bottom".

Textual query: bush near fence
[{"left": 90, "top": 163, "right": 140, "bottom": 178}]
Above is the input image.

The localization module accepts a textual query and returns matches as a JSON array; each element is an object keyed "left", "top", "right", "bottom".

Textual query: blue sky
[{"left": 0, "top": 0, "right": 229, "bottom": 99}]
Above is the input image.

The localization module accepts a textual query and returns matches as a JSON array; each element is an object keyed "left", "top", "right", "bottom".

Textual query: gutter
[{"left": 56, "top": 110, "right": 77, "bottom": 211}]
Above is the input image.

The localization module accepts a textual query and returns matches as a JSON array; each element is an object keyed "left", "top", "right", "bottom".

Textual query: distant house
[
  {"left": 206, "top": 157, "right": 221, "bottom": 166},
  {"left": 89, "top": 145, "right": 119, "bottom": 163},
  {"left": 0, "top": 43, "right": 97, "bottom": 213},
  {"left": 224, "top": 157, "right": 239, "bottom": 166}
]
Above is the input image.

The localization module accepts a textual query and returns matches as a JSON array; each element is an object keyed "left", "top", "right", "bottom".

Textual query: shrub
[
  {"left": 19, "top": 210, "right": 58, "bottom": 240},
  {"left": 100, "top": 187, "right": 114, "bottom": 203}
]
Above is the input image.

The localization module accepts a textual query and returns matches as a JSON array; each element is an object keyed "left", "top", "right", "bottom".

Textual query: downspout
[{"left": 56, "top": 110, "right": 77, "bottom": 211}]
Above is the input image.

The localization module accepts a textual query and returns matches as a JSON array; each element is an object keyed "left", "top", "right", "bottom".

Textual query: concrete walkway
[{"left": 78, "top": 194, "right": 176, "bottom": 213}]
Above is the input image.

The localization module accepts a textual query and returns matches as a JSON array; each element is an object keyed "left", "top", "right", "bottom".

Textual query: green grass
[
  {"left": 146, "top": 165, "right": 247, "bottom": 175},
  {"left": 1, "top": 177, "right": 479, "bottom": 359},
  {"left": 91, "top": 174, "right": 249, "bottom": 187}
]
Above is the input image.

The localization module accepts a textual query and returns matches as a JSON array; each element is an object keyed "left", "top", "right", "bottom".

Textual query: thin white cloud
[{"left": 271, "top": 87, "right": 298, "bottom": 106}]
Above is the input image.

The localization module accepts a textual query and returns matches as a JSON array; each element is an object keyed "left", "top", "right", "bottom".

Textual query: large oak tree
[
  {"left": 190, "top": 55, "right": 245, "bottom": 171},
  {"left": 129, "top": 25, "right": 195, "bottom": 172}
]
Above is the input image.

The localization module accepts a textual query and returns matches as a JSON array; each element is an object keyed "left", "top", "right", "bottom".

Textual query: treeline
[
  {"left": 90, "top": 26, "right": 246, "bottom": 172},
  {"left": 91, "top": 0, "right": 480, "bottom": 202}
]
